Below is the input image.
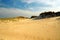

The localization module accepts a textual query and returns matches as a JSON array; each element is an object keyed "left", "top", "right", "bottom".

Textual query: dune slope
[{"left": 0, "top": 17, "right": 60, "bottom": 40}]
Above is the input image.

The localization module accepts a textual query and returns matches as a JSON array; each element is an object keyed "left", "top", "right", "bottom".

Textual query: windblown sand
[{"left": 0, "top": 17, "right": 60, "bottom": 40}]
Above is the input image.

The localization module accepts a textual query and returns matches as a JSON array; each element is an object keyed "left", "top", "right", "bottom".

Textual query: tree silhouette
[{"left": 34, "top": 11, "right": 60, "bottom": 19}]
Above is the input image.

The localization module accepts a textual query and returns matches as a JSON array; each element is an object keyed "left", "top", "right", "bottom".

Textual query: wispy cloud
[
  {"left": 21, "top": 0, "right": 60, "bottom": 11},
  {"left": 22, "top": 0, "right": 54, "bottom": 6},
  {"left": 0, "top": 8, "right": 39, "bottom": 18},
  {"left": 0, "top": 0, "right": 52, "bottom": 11}
]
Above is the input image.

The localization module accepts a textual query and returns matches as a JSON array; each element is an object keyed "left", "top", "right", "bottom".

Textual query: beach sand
[{"left": 0, "top": 17, "right": 60, "bottom": 40}]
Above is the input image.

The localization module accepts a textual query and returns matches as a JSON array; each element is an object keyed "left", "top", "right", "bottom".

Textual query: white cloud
[
  {"left": 21, "top": 0, "right": 60, "bottom": 12},
  {"left": 0, "top": 8, "right": 39, "bottom": 18},
  {"left": 22, "top": 0, "right": 54, "bottom": 5},
  {"left": 22, "top": 0, "right": 60, "bottom": 7},
  {"left": 0, "top": 7, "right": 60, "bottom": 18},
  {"left": 37, "top": 7, "right": 60, "bottom": 13},
  {"left": 22, "top": 0, "right": 34, "bottom": 4}
]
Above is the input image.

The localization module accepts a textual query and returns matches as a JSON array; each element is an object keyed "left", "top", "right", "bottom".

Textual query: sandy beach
[{"left": 0, "top": 17, "right": 60, "bottom": 40}]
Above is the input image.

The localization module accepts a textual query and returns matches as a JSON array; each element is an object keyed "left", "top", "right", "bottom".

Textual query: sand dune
[{"left": 0, "top": 17, "right": 60, "bottom": 40}]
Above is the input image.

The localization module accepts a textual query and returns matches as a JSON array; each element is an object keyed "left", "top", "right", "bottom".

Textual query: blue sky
[
  {"left": 0, "top": 0, "right": 51, "bottom": 10},
  {"left": 0, "top": 0, "right": 60, "bottom": 18}
]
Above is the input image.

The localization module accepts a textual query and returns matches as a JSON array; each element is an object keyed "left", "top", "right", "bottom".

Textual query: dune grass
[{"left": 0, "top": 17, "right": 60, "bottom": 40}]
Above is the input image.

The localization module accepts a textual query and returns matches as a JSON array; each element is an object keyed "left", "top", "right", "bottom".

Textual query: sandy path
[{"left": 0, "top": 17, "right": 60, "bottom": 40}]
